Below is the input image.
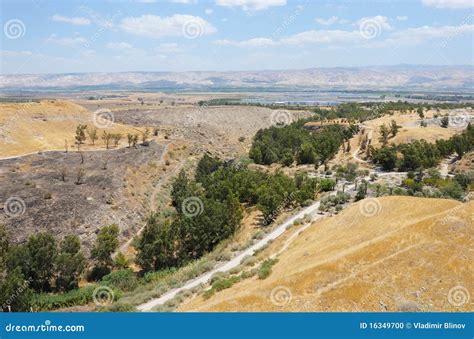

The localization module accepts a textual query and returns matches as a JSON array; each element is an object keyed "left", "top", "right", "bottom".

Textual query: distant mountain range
[{"left": 0, "top": 65, "right": 473, "bottom": 92}]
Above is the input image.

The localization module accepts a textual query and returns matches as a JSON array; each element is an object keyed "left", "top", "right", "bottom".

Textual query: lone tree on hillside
[
  {"left": 75, "top": 124, "right": 87, "bottom": 144},
  {"left": 75, "top": 166, "right": 85, "bottom": 185},
  {"left": 142, "top": 127, "right": 150, "bottom": 145},
  {"left": 379, "top": 124, "right": 390, "bottom": 145},
  {"left": 87, "top": 127, "right": 98, "bottom": 145},
  {"left": 440, "top": 116, "right": 449, "bottom": 128},
  {"left": 417, "top": 107, "right": 424, "bottom": 119},
  {"left": 102, "top": 131, "right": 112, "bottom": 149},
  {"left": 112, "top": 133, "right": 122, "bottom": 147},
  {"left": 127, "top": 133, "right": 134, "bottom": 147},
  {"left": 390, "top": 119, "right": 401, "bottom": 137}
]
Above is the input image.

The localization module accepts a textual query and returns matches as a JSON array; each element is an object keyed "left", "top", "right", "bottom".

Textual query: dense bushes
[
  {"left": 249, "top": 118, "right": 358, "bottom": 167},
  {"left": 372, "top": 124, "right": 474, "bottom": 172},
  {"left": 258, "top": 259, "right": 278, "bottom": 279},
  {"left": 32, "top": 286, "right": 96, "bottom": 311},
  {"left": 137, "top": 155, "right": 319, "bottom": 273}
]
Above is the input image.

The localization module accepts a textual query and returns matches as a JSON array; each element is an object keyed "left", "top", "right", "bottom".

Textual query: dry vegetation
[
  {"left": 179, "top": 196, "right": 473, "bottom": 312},
  {"left": 0, "top": 100, "right": 140, "bottom": 158}
]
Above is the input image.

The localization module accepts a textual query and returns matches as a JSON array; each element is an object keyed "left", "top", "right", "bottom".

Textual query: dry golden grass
[
  {"left": 179, "top": 196, "right": 473, "bottom": 312},
  {"left": 363, "top": 111, "right": 460, "bottom": 148},
  {"left": 0, "top": 100, "right": 143, "bottom": 158}
]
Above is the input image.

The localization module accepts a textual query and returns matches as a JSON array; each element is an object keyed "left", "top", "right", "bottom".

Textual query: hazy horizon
[{"left": 2, "top": 0, "right": 473, "bottom": 75}]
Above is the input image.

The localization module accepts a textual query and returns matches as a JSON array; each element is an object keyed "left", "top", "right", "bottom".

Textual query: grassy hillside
[
  {"left": 0, "top": 100, "right": 140, "bottom": 158},
  {"left": 180, "top": 196, "right": 473, "bottom": 312}
]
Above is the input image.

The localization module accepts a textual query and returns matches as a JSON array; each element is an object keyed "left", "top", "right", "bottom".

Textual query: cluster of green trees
[
  {"left": 136, "top": 155, "right": 319, "bottom": 272},
  {"left": 313, "top": 102, "right": 469, "bottom": 122},
  {"left": 371, "top": 124, "right": 474, "bottom": 172},
  {"left": 249, "top": 117, "right": 358, "bottom": 168},
  {"left": 401, "top": 169, "right": 471, "bottom": 200},
  {"left": 0, "top": 224, "right": 120, "bottom": 311}
]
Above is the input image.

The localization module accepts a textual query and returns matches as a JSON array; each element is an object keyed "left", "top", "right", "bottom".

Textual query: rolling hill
[
  {"left": 179, "top": 196, "right": 473, "bottom": 312},
  {"left": 1, "top": 65, "right": 473, "bottom": 91}
]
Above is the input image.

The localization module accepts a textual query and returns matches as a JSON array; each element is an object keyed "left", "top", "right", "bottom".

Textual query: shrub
[
  {"left": 216, "top": 251, "right": 232, "bottom": 261},
  {"left": 252, "top": 230, "right": 265, "bottom": 240},
  {"left": 240, "top": 255, "right": 257, "bottom": 267},
  {"left": 100, "top": 269, "right": 138, "bottom": 292},
  {"left": 258, "top": 259, "right": 278, "bottom": 280},
  {"left": 108, "top": 302, "right": 136, "bottom": 312},
  {"left": 210, "top": 271, "right": 229, "bottom": 284},
  {"left": 212, "top": 276, "right": 240, "bottom": 292},
  {"left": 32, "top": 286, "right": 96, "bottom": 311}
]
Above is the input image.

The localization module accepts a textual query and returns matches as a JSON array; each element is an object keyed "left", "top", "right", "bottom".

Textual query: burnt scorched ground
[{"left": 0, "top": 141, "right": 164, "bottom": 249}]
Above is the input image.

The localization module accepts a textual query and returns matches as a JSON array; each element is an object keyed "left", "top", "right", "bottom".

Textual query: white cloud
[
  {"left": 213, "top": 21, "right": 474, "bottom": 50},
  {"left": 281, "top": 30, "right": 363, "bottom": 45},
  {"left": 315, "top": 16, "right": 339, "bottom": 26},
  {"left": 120, "top": 14, "right": 216, "bottom": 38},
  {"left": 47, "top": 34, "right": 88, "bottom": 46},
  {"left": 215, "top": 0, "right": 286, "bottom": 11},
  {"left": 386, "top": 23, "right": 474, "bottom": 45},
  {"left": 0, "top": 50, "right": 34, "bottom": 58},
  {"left": 157, "top": 42, "right": 181, "bottom": 52},
  {"left": 421, "top": 0, "right": 474, "bottom": 9},
  {"left": 51, "top": 14, "right": 91, "bottom": 26},
  {"left": 205, "top": 8, "right": 214, "bottom": 15},
  {"left": 106, "top": 42, "right": 134, "bottom": 49},
  {"left": 356, "top": 16, "right": 392, "bottom": 31},
  {"left": 170, "top": 0, "right": 198, "bottom": 3},
  {"left": 215, "top": 37, "right": 277, "bottom": 47},
  {"left": 396, "top": 16, "right": 408, "bottom": 21}
]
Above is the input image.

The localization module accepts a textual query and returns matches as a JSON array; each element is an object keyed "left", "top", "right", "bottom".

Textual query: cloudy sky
[{"left": 1, "top": 0, "right": 473, "bottom": 74}]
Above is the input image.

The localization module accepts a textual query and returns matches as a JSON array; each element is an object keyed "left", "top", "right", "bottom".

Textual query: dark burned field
[{"left": 0, "top": 141, "right": 165, "bottom": 249}]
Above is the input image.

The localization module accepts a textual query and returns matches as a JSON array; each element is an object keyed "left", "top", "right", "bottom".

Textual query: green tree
[
  {"left": 390, "top": 119, "right": 400, "bottom": 137},
  {"left": 0, "top": 225, "right": 9, "bottom": 270},
  {"left": 0, "top": 267, "right": 33, "bottom": 312},
  {"left": 75, "top": 124, "right": 87, "bottom": 144},
  {"left": 417, "top": 107, "right": 424, "bottom": 119},
  {"left": 372, "top": 146, "right": 398, "bottom": 171},
  {"left": 379, "top": 124, "right": 390, "bottom": 145},
  {"left": 91, "top": 224, "right": 119, "bottom": 269},
  {"left": 55, "top": 235, "right": 85, "bottom": 292},
  {"left": 87, "top": 127, "right": 98, "bottom": 145},
  {"left": 440, "top": 116, "right": 449, "bottom": 128},
  {"left": 297, "top": 142, "right": 317, "bottom": 165}
]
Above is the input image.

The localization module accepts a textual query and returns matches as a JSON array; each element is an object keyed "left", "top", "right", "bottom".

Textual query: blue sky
[{"left": 1, "top": 0, "right": 473, "bottom": 74}]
